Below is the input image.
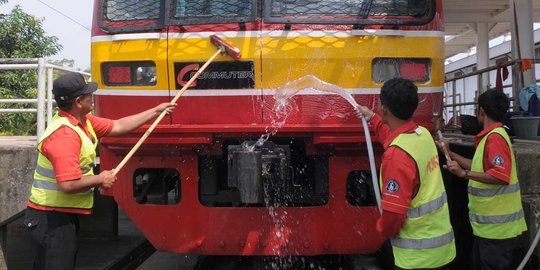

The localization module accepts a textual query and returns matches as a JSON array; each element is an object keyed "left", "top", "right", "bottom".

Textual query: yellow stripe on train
[{"left": 91, "top": 35, "right": 444, "bottom": 91}]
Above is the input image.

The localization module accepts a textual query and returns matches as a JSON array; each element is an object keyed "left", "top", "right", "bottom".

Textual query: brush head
[{"left": 210, "top": 35, "right": 241, "bottom": 60}]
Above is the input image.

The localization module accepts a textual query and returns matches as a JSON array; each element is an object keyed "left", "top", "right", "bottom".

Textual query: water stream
[{"left": 248, "top": 75, "right": 365, "bottom": 152}]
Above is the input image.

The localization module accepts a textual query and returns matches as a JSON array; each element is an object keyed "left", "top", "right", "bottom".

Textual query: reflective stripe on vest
[
  {"left": 468, "top": 183, "right": 520, "bottom": 197},
  {"left": 34, "top": 165, "right": 93, "bottom": 180},
  {"left": 33, "top": 178, "right": 94, "bottom": 193},
  {"left": 33, "top": 179, "right": 60, "bottom": 190},
  {"left": 35, "top": 165, "right": 55, "bottom": 178},
  {"left": 469, "top": 209, "right": 524, "bottom": 224},
  {"left": 407, "top": 192, "right": 447, "bottom": 218},
  {"left": 392, "top": 230, "right": 454, "bottom": 249}
]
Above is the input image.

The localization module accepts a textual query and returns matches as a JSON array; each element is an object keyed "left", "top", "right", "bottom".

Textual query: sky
[{"left": 0, "top": 0, "right": 93, "bottom": 70}]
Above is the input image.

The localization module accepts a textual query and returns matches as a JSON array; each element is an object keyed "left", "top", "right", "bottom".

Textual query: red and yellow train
[{"left": 92, "top": 0, "right": 444, "bottom": 256}]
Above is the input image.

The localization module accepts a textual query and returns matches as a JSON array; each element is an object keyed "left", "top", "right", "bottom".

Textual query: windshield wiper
[{"left": 358, "top": 0, "right": 374, "bottom": 18}]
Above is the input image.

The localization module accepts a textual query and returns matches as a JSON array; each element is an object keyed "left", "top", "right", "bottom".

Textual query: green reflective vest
[
  {"left": 28, "top": 113, "right": 97, "bottom": 210},
  {"left": 382, "top": 126, "right": 456, "bottom": 269},
  {"left": 469, "top": 127, "right": 527, "bottom": 239}
]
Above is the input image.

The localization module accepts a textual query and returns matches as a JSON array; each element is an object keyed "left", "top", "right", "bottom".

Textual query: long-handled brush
[{"left": 112, "top": 35, "right": 241, "bottom": 176}]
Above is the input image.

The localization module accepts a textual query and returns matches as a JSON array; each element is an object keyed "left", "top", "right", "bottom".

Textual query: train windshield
[
  {"left": 169, "top": 0, "right": 255, "bottom": 25},
  {"left": 264, "top": 0, "right": 433, "bottom": 24},
  {"left": 98, "top": 0, "right": 435, "bottom": 33}
]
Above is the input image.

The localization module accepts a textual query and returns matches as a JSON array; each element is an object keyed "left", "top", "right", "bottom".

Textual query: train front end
[{"left": 92, "top": 0, "right": 444, "bottom": 255}]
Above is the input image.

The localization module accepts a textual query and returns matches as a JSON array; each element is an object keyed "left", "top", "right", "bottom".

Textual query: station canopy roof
[{"left": 444, "top": 0, "right": 540, "bottom": 59}]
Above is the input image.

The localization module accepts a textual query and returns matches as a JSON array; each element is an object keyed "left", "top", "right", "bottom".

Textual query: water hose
[
  {"left": 517, "top": 222, "right": 540, "bottom": 269},
  {"left": 357, "top": 109, "right": 382, "bottom": 214}
]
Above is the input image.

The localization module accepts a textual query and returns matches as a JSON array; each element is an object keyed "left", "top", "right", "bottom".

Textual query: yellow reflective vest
[
  {"left": 469, "top": 127, "right": 527, "bottom": 239},
  {"left": 383, "top": 126, "right": 456, "bottom": 269},
  {"left": 28, "top": 113, "right": 97, "bottom": 211}
]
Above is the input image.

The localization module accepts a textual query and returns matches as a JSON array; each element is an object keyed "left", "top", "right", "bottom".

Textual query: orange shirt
[{"left": 28, "top": 111, "right": 113, "bottom": 214}]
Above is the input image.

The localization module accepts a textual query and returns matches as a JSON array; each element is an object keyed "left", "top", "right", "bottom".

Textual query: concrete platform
[
  {"left": 0, "top": 136, "right": 36, "bottom": 147},
  {"left": 0, "top": 136, "right": 36, "bottom": 225}
]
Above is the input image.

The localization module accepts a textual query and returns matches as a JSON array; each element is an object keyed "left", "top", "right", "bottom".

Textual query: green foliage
[
  {"left": 0, "top": 6, "right": 62, "bottom": 58},
  {"left": 0, "top": 5, "right": 62, "bottom": 135}
]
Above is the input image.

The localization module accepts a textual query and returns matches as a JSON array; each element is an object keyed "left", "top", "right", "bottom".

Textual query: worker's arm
[
  {"left": 355, "top": 105, "right": 390, "bottom": 144},
  {"left": 449, "top": 151, "right": 472, "bottom": 169},
  {"left": 444, "top": 160, "right": 508, "bottom": 185},
  {"left": 42, "top": 128, "right": 117, "bottom": 193},
  {"left": 483, "top": 133, "right": 512, "bottom": 183},
  {"left": 370, "top": 114, "right": 390, "bottom": 145},
  {"left": 57, "top": 170, "right": 116, "bottom": 193},
  {"left": 376, "top": 147, "right": 418, "bottom": 239},
  {"left": 444, "top": 133, "right": 512, "bottom": 185},
  {"left": 108, "top": 102, "right": 176, "bottom": 136},
  {"left": 376, "top": 210, "right": 406, "bottom": 239}
]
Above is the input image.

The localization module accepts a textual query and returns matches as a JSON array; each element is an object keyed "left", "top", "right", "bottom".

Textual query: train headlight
[{"left": 101, "top": 61, "right": 156, "bottom": 86}]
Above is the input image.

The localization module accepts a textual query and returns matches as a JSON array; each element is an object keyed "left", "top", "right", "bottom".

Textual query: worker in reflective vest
[
  {"left": 440, "top": 89, "right": 527, "bottom": 270},
  {"left": 357, "top": 78, "right": 456, "bottom": 269},
  {"left": 24, "top": 72, "right": 176, "bottom": 270}
]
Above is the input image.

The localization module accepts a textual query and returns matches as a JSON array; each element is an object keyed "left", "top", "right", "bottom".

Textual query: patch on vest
[
  {"left": 385, "top": 179, "right": 400, "bottom": 193},
  {"left": 492, "top": 155, "right": 504, "bottom": 165}
]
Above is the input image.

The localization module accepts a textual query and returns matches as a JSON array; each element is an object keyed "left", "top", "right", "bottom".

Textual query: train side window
[
  {"left": 104, "top": 0, "right": 160, "bottom": 21},
  {"left": 175, "top": 0, "right": 252, "bottom": 17},
  {"left": 266, "top": 0, "right": 432, "bottom": 19}
]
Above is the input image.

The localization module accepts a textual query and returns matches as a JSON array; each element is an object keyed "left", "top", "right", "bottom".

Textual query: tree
[{"left": 0, "top": 5, "right": 62, "bottom": 135}]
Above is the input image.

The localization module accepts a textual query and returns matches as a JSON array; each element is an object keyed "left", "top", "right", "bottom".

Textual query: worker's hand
[
  {"left": 355, "top": 105, "right": 374, "bottom": 121},
  {"left": 443, "top": 160, "right": 466, "bottom": 178},
  {"left": 154, "top": 102, "right": 177, "bottom": 116},
  {"left": 99, "top": 170, "right": 117, "bottom": 189}
]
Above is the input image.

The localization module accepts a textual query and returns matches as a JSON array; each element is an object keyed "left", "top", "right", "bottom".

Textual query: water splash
[
  {"left": 253, "top": 75, "right": 370, "bottom": 262},
  {"left": 249, "top": 75, "right": 362, "bottom": 152},
  {"left": 274, "top": 75, "right": 360, "bottom": 108}
]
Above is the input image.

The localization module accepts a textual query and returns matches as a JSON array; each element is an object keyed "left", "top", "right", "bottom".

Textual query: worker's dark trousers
[
  {"left": 24, "top": 207, "right": 79, "bottom": 270},
  {"left": 471, "top": 235, "right": 523, "bottom": 270}
]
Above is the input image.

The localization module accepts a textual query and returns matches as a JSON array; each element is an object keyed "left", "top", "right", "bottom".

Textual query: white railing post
[
  {"left": 0, "top": 58, "right": 91, "bottom": 138},
  {"left": 47, "top": 67, "right": 54, "bottom": 125},
  {"left": 36, "top": 58, "right": 46, "bottom": 140},
  {"left": 452, "top": 81, "right": 457, "bottom": 126}
]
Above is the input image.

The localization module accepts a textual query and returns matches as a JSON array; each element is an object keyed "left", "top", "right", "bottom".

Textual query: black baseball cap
[{"left": 52, "top": 73, "right": 97, "bottom": 103}]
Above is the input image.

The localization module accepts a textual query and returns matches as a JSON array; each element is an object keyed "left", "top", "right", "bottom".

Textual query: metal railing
[
  {"left": 0, "top": 58, "right": 90, "bottom": 140},
  {"left": 444, "top": 59, "right": 540, "bottom": 127}
]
